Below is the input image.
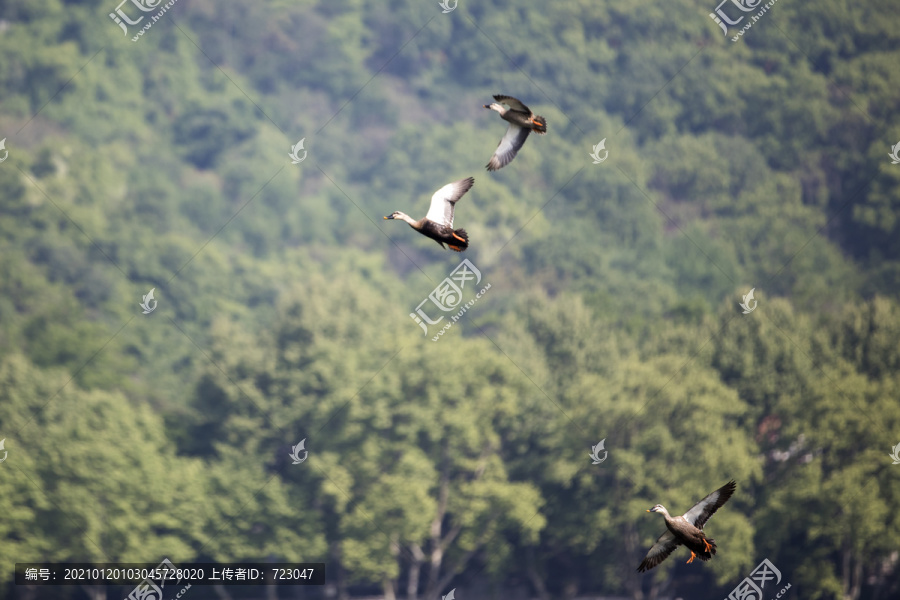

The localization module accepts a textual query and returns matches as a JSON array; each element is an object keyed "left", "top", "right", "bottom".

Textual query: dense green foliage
[{"left": 1, "top": 0, "right": 899, "bottom": 599}]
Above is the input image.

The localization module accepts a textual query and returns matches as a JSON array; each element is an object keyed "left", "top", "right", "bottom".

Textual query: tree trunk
[
  {"left": 407, "top": 543, "right": 425, "bottom": 600},
  {"left": 384, "top": 576, "right": 397, "bottom": 600},
  {"left": 525, "top": 546, "right": 550, "bottom": 600},
  {"left": 266, "top": 575, "right": 279, "bottom": 600},
  {"left": 334, "top": 543, "right": 349, "bottom": 600},
  {"left": 382, "top": 531, "right": 399, "bottom": 600},
  {"left": 426, "top": 442, "right": 451, "bottom": 599},
  {"left": 423, "top": 441, "right": 494, "bottom": 600},
  {"left": 842, "top": 544, "right": 863, "bottom": 600},
  {"left": 623, "top": 523, "right": 644, "bottom": 600},
  {"left": 851, "top": 558, "right": 863, "bottom": 600}
]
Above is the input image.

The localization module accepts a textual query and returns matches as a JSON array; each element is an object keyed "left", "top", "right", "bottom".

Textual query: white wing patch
[
  {"left": 683, "top": 491, "right": 719, "bottom": 527},
  {"left": 682, "top": 480, "right": 736, "bottom": 529},
  {"left": 487, "top": 124, "right": 530, "bottom": 171},
  {"left": 425, "top": 178, "right": 474, "bottom": 227}
]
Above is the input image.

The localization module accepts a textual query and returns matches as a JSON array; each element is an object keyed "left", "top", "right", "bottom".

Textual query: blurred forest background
[{"left": 0, "top": 0, "right": 899, "bottom": 599}]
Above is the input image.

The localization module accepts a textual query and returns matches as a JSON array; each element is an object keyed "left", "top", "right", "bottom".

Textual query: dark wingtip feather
[
  {"left": 636, "top": 560, "right": 653, "bottom": 573},
  {"left": 722, "top": 480, "right": 737, "bottom": 500}
]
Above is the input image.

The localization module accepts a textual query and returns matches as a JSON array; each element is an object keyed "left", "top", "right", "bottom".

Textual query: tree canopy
[{"left": 0, "top": 0, "right": 899, "bottom": 599}]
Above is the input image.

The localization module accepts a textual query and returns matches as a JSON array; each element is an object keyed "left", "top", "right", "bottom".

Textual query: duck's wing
[
  {"left": 637, "top": 530, "right": 680, "bottom": 573},
  {"left": 425, "top": 177, "right": 475, "bottom": 227},
  {"left": 682, "top": 480, "right": 736, "bottom": 530},
  {"left": 486, "top": 124, "right": 530, "bottom": 171},
  {"left": 493, "top": 94, "right": 531, "bottom": 113}
]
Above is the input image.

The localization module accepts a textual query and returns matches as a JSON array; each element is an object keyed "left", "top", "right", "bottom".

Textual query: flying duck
[
  {"left": 637, "top": 480, "right": 736, "bottom": 573},
  {"left": 483, "top": 95, "right": 547, "bottom": 171},
  {"left": 384, "top": 177, "right": 474, "bottom": 252}
]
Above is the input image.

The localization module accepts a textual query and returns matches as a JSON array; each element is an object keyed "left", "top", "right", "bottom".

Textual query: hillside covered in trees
[{"left": 0, "top": 0, "right": 899, "bottom": 599}]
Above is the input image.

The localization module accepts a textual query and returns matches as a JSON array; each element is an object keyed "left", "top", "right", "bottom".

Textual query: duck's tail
[
  {"left": 530, "top": 115, "right": 548, "bottom": 134},
  {"left": 698, "top": 536, "right": 717, "bottom": 561},
  {"left": 448, "top": 229, "right": 469, "bottom": 252}
]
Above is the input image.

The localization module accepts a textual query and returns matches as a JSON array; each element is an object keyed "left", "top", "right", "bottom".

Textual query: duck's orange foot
[
  {"left": 686, "top": 551, "right": 696, "bottom": 565},
  {"left": 452, "top": 232, "right": 466, "bottom": 242},
  {"left": 703, "top": 539, "right": 712, "bottom": 553}
]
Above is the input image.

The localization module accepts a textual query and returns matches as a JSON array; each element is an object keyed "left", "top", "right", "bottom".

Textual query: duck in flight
[
  {"left": 637, "top": 480, "right": 736, "bottom": 573},
  {"left": 483, "top": 94, "right": 547, "bottom": 171},
  {"left": 384, "top": 177, "right": 474, "bottom": 252}
]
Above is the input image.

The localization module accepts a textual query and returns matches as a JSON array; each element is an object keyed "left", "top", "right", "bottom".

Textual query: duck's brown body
[
  {"left": 415, "top": 219, "right": 469, "bottom": 252},
  {"left": 662, "top": 514, "right": 716, "bottom": 561},
  {"left": 499, "top": 106, "right": 547, "bottom": 133}
]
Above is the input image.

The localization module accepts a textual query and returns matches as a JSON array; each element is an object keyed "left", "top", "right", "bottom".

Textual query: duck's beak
[
  {"left": 383, "top": 215, "right": 394, "bottom": 220},
  {"left": 483, "top": 104, "right": 490, "bottom": 109},
  {"left": 646, "top": 509, "right": 651, "bottom": 512}
]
